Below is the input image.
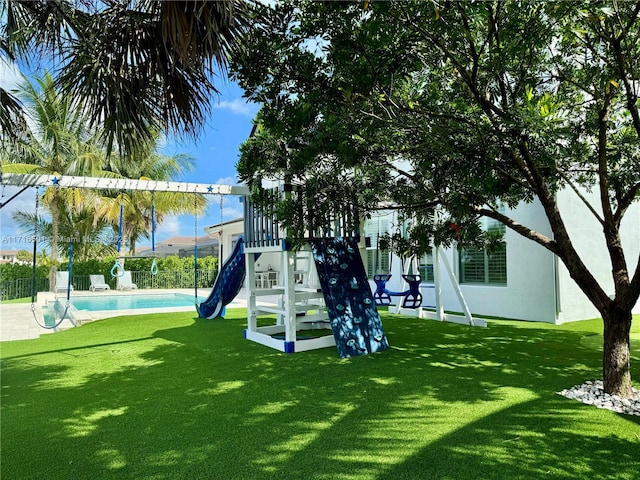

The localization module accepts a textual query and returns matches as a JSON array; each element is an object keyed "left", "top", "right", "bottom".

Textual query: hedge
[{"left": 0, "top": 256, "right": 219, "bottom": 300}]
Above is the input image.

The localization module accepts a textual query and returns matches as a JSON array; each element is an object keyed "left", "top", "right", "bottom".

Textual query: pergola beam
[{"left": 0, "top": 173, "right": 251, "bottom": 196}]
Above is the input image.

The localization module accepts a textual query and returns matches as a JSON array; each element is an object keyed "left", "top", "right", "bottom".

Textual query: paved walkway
[
  {"left": 0, "top": 289, "right": 255, "bottom": 343},
  {"left": 0, "top": 302, "right": 57, "bottom": 341}
]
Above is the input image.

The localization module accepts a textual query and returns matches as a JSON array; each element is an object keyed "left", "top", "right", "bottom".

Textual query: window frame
[{"left": 458, "top": 214, "right": 507, "bottom": 286}]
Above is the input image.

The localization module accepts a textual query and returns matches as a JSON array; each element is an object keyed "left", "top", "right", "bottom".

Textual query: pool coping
[
  {"left": 40, "top": 289, "right": 206, "bottom": 324},
  {"left": 1, "top": 288, "right": 281, "bottom": 342},
  {"left": 36, "top": 288, "right": 249, "bottom": 326}
]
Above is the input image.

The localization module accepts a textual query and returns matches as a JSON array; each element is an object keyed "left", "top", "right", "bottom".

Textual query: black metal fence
[
  {"left": 0, "top": 277, "right": 50, "bottom": 301},
  {"left": 0, "top": 269, "right": 218, "bottom": 301}
]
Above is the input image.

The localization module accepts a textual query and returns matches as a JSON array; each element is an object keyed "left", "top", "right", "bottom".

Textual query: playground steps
[
  {"left": 246, "top": 283, "right": 333, "bottom": 353},
  {"left": 252, "top": 286, "right": 329, "bottom": 323},
  {"left": 254, "top": 306, "right": 329, "bottom": 323}
]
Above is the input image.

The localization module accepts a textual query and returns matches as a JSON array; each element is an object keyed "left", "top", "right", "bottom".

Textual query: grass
[
  {"left": 1, "top": 310, "right": 639, "bottom": 480},
  {"left": 0, "top": 296, "right": 30, "bottom": 304}
]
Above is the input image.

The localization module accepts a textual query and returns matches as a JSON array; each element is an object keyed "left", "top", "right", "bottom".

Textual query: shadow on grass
[{"left": 1, "top": 310, "right": 639, "bottom": 480}]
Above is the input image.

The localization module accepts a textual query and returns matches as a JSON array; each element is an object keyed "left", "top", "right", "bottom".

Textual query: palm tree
[
  {"left": 2, "top": 72, "right": 107, "bottom": 289},
  {"left": 1, "top": 0, "right": 253, "bottom": 155},
  {"left": 98, "top": 140, "right": 207, "bottom": 257},
  {"left": 11, "top": 202, "right": 116, "bottom": 262}
]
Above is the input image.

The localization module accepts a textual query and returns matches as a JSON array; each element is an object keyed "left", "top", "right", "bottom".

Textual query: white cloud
[
  {"left": 0, "top": 58, "right": 23, "bottom": 91},
  {"left": 155, "top": 215, "right": 181, "bottom": 238},
  {"left": 213, "top": 98, "right": 259, "bottom": 117},
  {"left": 222, "top": 206, "right": 243, "bottom": 221},
  {"left": 215, "top": 175, "right": 241, "bottom": 186}
]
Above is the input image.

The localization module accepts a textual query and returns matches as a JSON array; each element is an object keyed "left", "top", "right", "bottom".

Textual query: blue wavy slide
[{"left": 196, "top": 237, "right": 248, "bottom": 319}]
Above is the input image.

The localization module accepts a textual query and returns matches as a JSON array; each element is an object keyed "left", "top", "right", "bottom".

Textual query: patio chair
[
  {"left": 117, "top": 271, "right": 138, "bottom": 290},
  {"left": 54, "top": 271, "right": 74, "bottom": 293},
  {"left": 89, "top": 274, "right": 111, "bottom": 291}
]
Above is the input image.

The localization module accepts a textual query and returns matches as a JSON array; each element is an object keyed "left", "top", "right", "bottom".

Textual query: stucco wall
[
  {"left": 555, "top": 188, "right": 640, "bottom": 323},
  {"left": 380, "top": 200, "right": 558, "bottom": 322},
  {"left": 381, "top": 192, "right": 639, "bottom": 323}
]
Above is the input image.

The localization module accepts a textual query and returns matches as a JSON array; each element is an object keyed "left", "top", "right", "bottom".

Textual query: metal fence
[
  {"left": 0, "top": 269, "right": 218, "bottom": 301},
  {"left": 130, "top": 269, "right": 217, "bottom": 290},
  {"left": 0, "top": 277, "right": 50, "bottom": 301}
]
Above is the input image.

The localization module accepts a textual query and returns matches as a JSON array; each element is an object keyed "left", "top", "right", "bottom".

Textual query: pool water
[
  {"left": 70, "top": 293, "right": 202, "bottom": 312},
  {"left": 41, "top": 305, "right": 56, "bottom": 327}
]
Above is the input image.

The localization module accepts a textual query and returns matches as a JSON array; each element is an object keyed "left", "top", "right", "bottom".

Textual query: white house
[
  {"left": 205, "top": 186, "right": 638, "bottom": 325},
  {"left": 370, "top": 189, "right": 640, "bottom": 324},
  {"left": 137, "top": 235, "right": 219, "bottom": 258},
  {"left": 204, "top": 217, "right": 246, "bottom": 261},
  {"left": 0, "top": 250, "right": 19, "bottom": 264},
  {"left": 204, "top": 216, "right": 285, "bottom": 286}
]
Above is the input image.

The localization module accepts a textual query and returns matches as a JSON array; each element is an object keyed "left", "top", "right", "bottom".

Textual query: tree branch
[
  {"left": 622, "top": 252, "right": 640, "bottom": 311},
  {"left": 402, "top": 9, "right": 507, "bottom": 121},
  {"left": 455, "top": 3, "right": 480, "bottom": 84},
  {"left": 610, "top": 35, "right": 640, "bottom": 139},
  {"left": 614, "top": 181, "right": 640, "bottom": 224},
  {"left": 372, "top": 199, "right": 441, "bottom": 212},
  {"left": 619, "top": 2, "right": 640, "bottom": 41},
  {"left": 474, "top": 206, "right": 559, "bottom": 254},
  {"left": 596, "top": 90, "right": 617, "bottom": 225},
  {"left": 556, "top": 168, "right": 605, "bottom": 227}
]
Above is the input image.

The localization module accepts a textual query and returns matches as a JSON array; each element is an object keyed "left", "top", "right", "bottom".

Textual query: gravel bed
[{"left": 557, "top": 380, "right": 640, "bottom": 416}]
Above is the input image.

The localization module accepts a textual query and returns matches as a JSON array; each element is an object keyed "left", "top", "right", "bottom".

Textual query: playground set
[
  {"left": 198, "top": 181, "right": 389, "bottom": 358},
  {"left": 1, "top": 173, "right": 482, "bottom": 358}
]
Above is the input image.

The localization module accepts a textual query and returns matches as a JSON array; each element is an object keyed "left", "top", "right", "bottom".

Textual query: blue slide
[
  {"left": 309, "top": 237, "right": 389, "bottom": 358},
  {"left": 196, "top": 237, "right": 247, "bottom": 319}
]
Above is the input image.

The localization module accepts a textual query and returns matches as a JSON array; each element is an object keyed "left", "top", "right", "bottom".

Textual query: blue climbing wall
[{"left": 309, "top": 237, "right": 389, "bottom": 358}]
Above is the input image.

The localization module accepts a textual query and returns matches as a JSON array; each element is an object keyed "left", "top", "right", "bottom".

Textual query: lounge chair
[
  {"left": 89, "top": 274, "right": 111, "bottom": 291},
  {"left": 117, "top": 271, "right": 138, "bottom": 290},
  {"left": 54, "top": 271, "right": 74, "bottom": 293}
]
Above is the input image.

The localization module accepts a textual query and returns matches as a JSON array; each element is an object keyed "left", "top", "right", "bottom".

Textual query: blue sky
[
  {"left": 152, "top": 79, "right": 259, "bottom": 244},
  {"left": 0, "top": 60, "right": 259, "bottom": 251}
]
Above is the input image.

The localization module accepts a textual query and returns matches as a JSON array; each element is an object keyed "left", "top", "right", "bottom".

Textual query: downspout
[{"left": 553, "top": 252, "right": 562, "bottom": 324}]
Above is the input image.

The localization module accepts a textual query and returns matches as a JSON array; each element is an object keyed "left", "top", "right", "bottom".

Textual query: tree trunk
[{"left": 602, "top": 304, "right": 633, "bottom": 397}]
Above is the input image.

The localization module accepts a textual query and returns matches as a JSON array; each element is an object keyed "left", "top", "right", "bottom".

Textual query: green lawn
[
  {"left": 0, "top": 296, "right": 30, "bottom": 304},
  {"left": 1, "top": 310, "right": 639, "bottom": 480}
]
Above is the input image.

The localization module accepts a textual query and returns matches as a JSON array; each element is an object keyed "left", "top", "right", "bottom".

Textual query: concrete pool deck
[{"left": 0, "top": 288, "right": 267, "bottom": 342}]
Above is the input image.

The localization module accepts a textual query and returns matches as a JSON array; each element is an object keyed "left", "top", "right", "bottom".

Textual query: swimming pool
[{"left": 69, "top": 293, "right": 202, "bottom": 312}]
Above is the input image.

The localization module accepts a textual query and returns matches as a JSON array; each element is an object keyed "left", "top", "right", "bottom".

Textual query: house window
[
  {"left": 459, "top": 216, "right": 507, "bottom": 285},
  {"left": 364, "top": 215, "right": 391, "bottom": 277},
  {"left": 418, "top": 250, "right": 435, "bottom": 283},
  {"left": 366, "top": 249, "right": 390, "bottom": 277}
]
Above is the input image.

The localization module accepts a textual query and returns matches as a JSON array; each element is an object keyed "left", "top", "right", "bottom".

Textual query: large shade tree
[{"left": 232, "top": 1, "right": 640, "bottom": 397}]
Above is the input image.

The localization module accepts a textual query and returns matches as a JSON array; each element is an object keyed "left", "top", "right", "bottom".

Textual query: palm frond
[{"left": 0, "top": 85, "right": 28, "bottom": 145}]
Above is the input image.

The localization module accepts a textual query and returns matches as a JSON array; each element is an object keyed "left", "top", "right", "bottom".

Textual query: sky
[{"left": 0, "top": 59, "right": 259, "bottom": 252}]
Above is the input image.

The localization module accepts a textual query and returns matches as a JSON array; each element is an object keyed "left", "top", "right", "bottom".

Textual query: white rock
[{"left": 557, "top": 380, "right": 640, "bottom": 416}]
